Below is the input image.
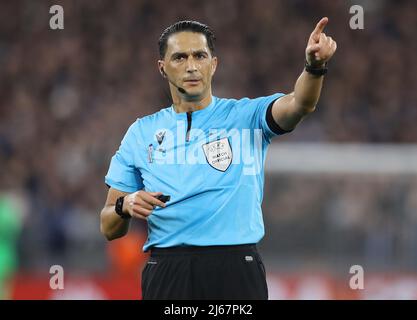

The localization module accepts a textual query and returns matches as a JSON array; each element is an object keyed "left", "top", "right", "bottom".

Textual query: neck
[{"left": 171, "top": 87, "right": 213, "bottom": 113}]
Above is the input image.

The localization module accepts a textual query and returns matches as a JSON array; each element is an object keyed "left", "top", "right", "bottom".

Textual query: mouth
[{"left": 183, "top": 79, "right": 201, "bottom": 86}]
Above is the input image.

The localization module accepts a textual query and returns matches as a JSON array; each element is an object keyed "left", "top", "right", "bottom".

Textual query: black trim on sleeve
[
  {"left": 266, "top": 100, "right": 294, "bottom": 135},
  {"left": 106, "top": 184, "right": 111, "bottom": 189}
]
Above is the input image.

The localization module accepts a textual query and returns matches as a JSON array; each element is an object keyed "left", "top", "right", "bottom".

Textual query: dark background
[{"left": 0, "top": 0, "right": 416, "bottom": 299}]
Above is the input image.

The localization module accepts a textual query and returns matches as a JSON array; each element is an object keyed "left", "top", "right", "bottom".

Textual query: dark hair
[{"left": 158, "top": 20, "right": 216, "bottom": 59}]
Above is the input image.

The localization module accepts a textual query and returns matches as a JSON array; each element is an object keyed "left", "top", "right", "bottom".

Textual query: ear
[
  {"left": 158, "top": 60, "right": 166, "bottom": 78},
  {"left": 211, "top": 57, "right": 218, "bottom": 77}
]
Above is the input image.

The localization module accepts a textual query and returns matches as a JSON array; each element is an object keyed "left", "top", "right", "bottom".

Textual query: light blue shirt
[{"left": 105, "top": 93, "right": 286, "bottom": 251}]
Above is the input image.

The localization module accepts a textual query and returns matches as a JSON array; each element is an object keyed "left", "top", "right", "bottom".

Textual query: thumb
[
  {"left": 306, "top": 44, "right": 320, "bottom": 55},
  {"left": 148, "top": 191, "right": 163, "bottom": 197}
]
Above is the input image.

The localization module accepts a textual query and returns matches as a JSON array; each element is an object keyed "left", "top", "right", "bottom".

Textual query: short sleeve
[
  {"left": 105, "top": 122, "right": 144, "bottom": 193},
  {"left": 238, "top": 93, "right": 291, "bottom": 143}
]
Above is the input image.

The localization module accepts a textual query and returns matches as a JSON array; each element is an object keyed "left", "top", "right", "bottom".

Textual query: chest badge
[
  {"left": 202, "top": 137, "right": 233, "bottom": 172},
  {"left": 156, "top": 131, "right": 166, "bottom": 145}
]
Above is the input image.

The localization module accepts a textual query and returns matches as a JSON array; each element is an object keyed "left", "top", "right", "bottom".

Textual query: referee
[{"left": 100, "top": 19, "right": 336, "bottom": 299}]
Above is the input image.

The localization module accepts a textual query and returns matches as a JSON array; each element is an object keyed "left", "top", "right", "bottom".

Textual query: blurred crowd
[
  {"left": 263, "top": 174, "right": 417, "bottom": 272},
  {"left": 0, "top": 0, "right": 416, "bottom": 274}
]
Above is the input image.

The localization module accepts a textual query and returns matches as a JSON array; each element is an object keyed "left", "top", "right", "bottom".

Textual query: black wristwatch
[
  {"left": 305, "top": 61, "right": 328, "bottom": 76},
  {"left": 115, "top": 196, "right": 131, "bottom": 219}
]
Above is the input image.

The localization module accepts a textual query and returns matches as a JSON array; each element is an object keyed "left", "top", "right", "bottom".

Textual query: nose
[{"left": 185, "top": 57, "right": 197, "bottom": 73}]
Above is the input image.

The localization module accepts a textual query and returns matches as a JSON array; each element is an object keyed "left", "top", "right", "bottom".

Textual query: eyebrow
[{"left": 170, "top": 50, "right": 209, "bottom": 60}]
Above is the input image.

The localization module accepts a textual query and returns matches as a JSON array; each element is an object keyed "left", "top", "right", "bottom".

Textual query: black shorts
[{"left": 141, "top": 244, "right": 268, "bottom": 300}]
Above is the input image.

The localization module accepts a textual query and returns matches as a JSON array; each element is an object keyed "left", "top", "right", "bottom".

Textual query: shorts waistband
[{"left": 150, "top": 244, "right": 257, "bottom": 256}]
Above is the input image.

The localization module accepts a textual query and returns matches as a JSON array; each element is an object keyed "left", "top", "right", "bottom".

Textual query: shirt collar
[{"left": 170, "top": 96, "right": 217, "bottom": 119}]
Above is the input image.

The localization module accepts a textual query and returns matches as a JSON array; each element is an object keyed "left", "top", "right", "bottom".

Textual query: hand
[
  {"left": 123, "top": 190, "right": 167, "bottom": 220},
  {"left": 305, "top": 17, "right": 337, "bottom": 67}
]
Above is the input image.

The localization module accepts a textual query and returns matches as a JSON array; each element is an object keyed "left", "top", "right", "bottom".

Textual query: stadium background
[{"left": 1, "top": 0, "right": 416, "bottom": 299}]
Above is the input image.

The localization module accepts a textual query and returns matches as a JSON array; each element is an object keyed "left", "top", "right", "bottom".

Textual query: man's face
[{"left": 159, "top": 32, "right": 217, "bottom": 99}]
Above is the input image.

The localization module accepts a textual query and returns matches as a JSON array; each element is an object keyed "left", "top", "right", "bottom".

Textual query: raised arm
[{"left": 271, "top": 17, "right": 337, "bottom": 131}]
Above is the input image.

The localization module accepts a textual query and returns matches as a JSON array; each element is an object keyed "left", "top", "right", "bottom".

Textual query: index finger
[
  {"left": 141, "top": 192, "right": 167, "bottom": 207},
  {"left": 312, "top": 17, "right": 328, "bottom": 37}
]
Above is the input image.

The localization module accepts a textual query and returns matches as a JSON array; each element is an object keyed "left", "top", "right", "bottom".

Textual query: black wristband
[
  {"left": 305, "top": 61, "right": 328, "bottom": 76},
  {"left": 115, "top": 196, "right": 131, "bottom": 219}
]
